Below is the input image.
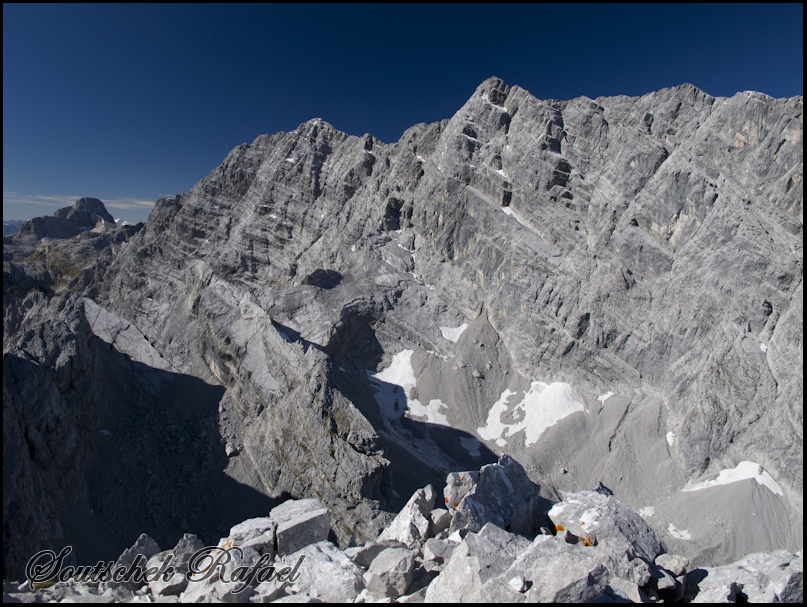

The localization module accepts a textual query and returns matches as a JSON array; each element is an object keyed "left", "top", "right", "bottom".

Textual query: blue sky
[{"left": 3, "top": 4, "right": 803, "bottom": 223}]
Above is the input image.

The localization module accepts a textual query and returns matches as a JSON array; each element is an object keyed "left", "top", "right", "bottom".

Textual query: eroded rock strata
[{"left": 3, "top": 78, "right": 803, "bottom": 588}]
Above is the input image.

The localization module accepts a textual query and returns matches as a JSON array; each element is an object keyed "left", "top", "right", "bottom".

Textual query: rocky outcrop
[
  {"left": 3, "top": 77, "right": 803, "bottom": 580},
  {"left": 4, "top": 197, "right": 142, "bottom": 299},
  {"left": 3, "top": 295, "right": 105, "bottom": 579},
  {"left": 14, "top": 197, "right": 116, "bottom": 241},
  {"left": 4, "top": 459, "right": 802, "bottom": 603}
]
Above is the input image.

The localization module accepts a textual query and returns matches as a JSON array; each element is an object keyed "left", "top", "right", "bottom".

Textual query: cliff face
[{"left": 3, "top": 78, "right": 803, "bottom": 577}]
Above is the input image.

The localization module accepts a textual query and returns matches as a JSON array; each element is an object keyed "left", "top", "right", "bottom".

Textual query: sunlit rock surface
[{"left": 3, "top": 78, "right": 802, "bottom": 582}]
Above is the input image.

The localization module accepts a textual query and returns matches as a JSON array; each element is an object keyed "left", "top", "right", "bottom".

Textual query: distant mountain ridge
[
  {"left": 3, "top": 219, "right": 25, "bottom": 236},
  {"left": 2, "top": 78, "right": 802, "bottom": 583}
]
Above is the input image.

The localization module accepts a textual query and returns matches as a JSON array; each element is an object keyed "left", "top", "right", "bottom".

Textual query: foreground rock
[
  {"left": 687, "top": 550, "right": 803, "bottom": 603},
  {"left": 548, "top": 488, "right": 665, "bottom": 576},
  {"left": 270, "top": 498, "right": 331, "bottom": 556},
  {"left": 425, "top": 522, "right": 532, "bottom": 602},
  {"left": 2, "top": 460, "right": 803, "bottom": 603},
  {"left": 376, "top": 485, "right": 436, "bottom": 549},
  {"left": 448, "top": 455, "right": 559, "bottom": 536}
]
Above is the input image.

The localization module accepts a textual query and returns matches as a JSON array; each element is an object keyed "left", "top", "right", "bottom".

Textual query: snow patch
[
  {"left": 368, "top": 350, "right": 416, "bottom": 422},
  {"left": 668, "top": 524, "right": 692, "bottom": 540},
  {"left": 477, "top": 382, "right": 585, "bottom": 447},
  {"left": 579, "top": 507, "right": 602, "bottom": 529},
  {"left": 440, "top": 323, "right": 468, "bottom": 343},
  {"left": 666, "top": 432, "right": 676, "bottom": 447},
  {"left": 682, "top": 461, "right": 784, "bottom": 496},
  {"left": 502, "top": 206, "right": 525, "bottom": 226},
  {"left": 638, "top": 506, "right": 655, "bottom": 519},
  {"left": 547, "top": 500, "right": 601, "bottom": 530},
  {"left": 369, "top": 350, "right": 453, "bottom": 428},
  {"left": 477, "top": 389, "right": 518, "bottom": 447},
  {"left": 99, "top": 429, "right": 112, "bottom": 437},
  {"left": 597, "top": 392, "right": 614, "bottom": 408},
  {"left": 759, "top": 343, "right": 768, "bottom": 352},
  {"left": 408, "top": 398, "right": 451, "bottom": 427}
]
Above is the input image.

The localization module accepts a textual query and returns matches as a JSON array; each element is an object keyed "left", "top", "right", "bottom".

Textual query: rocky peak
[
  {"left": 54, "top": 197, "right": 116, "bottom": 226},
  {"left": 2, "top": 77, "right": 803, "bottom": 586},
  {"left": 15, "top": 197, "right": 116, "bottom": 241},
  {"left": 476, "top": 75, "right": 511, "bottom": 106}
]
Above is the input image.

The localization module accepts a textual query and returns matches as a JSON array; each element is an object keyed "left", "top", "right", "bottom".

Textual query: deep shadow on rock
[
  {"left": 72, "top": 337, "right": 285, "bottom": 567},
  {"left": 4, "top": 334, "right": 287, "bottom": 578}
]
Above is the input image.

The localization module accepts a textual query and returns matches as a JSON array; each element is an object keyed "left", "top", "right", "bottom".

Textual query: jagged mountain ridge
[{"left": 3, "top": 77, "right": 803, "bottom": 579}]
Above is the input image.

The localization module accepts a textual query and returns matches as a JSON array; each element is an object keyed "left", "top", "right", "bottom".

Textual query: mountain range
[{"left": 3, "top": 77, "right": 802, "bottom": 588}]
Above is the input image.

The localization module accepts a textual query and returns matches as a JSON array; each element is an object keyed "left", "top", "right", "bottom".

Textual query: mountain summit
[{"left": 3, "top": 78, "right": 803, "bottom": 583}]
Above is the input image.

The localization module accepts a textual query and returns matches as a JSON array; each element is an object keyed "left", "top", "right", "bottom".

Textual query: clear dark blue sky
[{"left": 3, "top": 4, "right": 803, "bottom": 223}]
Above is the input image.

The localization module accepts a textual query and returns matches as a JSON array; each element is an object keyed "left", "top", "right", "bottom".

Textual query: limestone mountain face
[
  {"left": 3, "top": 78, "right": 803, "bottom": 578},
  {"left": 15, "top": 197, "right": 116, "bottom": 241}
]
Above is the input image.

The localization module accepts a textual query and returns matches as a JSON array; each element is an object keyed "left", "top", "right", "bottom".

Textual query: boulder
[
  {"left": 376, "top": 485, "right": 436, "bottom": 548},
  {"left": 179, "top": 544, "right": 262, "bottom": 603},
  {"left": 605, "top": 577, "right": 653, "bottom": 603},
  {"left": 270, "top": 498, "right": 331, "bottom": 556},
  {"left": 229, "top": 517, "right": 276, "bottom": 544},
  {"left": 548, "top": 490, "right": 664, "bottom": 565},
  {"left": 423, "top": 538, "right": 456, "bottom": 564},
  {"left": 365, "top": 546, "right": 417, "bottom": 598},
  {"left": 147, "top": 533, "right": 205, "bottom": 597},
  {"left": 425, "top": 523, "right": 531, "bottom": 602},
  {"left": 228, "top": 517, "right": 277, "bottom": 558},
  {"left": 280, "top": 541, "right": 365, "bottom": 602},
  {"left": 449, "top": 455, "right": 557, "bottom": 537},
  {"left": 104, "top": 533, "right": 161, "bottom": 591},
  {"left": 483, "top": 535, "right": 610, "bottom": 603},
  {"left": 345, "top": 540, "right": 388, "bottom": 568},
  {"left": 252, "top": 578, "right": 288, "bottom": 602},
  {"left": 428, "top": 508, "right": 451, "bottom": 537},
  {"left": 443, "top": 471, "right": 479, "bottom": 511},
  {"left": 655, "top": 553, "right": 690, "bottom": 577},
  {"left": 688, "top": 550, "right": 803, "bottom": 603}
]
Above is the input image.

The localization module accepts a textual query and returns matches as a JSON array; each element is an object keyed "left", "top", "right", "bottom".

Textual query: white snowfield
[
  {"left": 477, "top": 389, "right": 518, "bottom": 447},
  {"left": 682, "top": 461, "right": 784, "bottom": 496},
  {"left": 637, "top": 506, "right": 655, "bottom": 519},
  {"left": 440, "top": 323, "right": 468, "bottom": 343},
  {"left": 408, "top": 398, "right": 450, "bottom": 427},
  {"left": 368, "top": 350, "right": 416, "bottom": 422},
  {"left": 369, "top": 351, "right": 586, "bottom": 450},
  {"left": 459, "top": 435, "right": 482, "bottom": 457},
  {"left": 668, "top": 523, "right": 692, "bottom": 540},
  {"left": 368, "top": 350, "right": 452, "bottom": 428},
  {"left": 597, "top": 391, "right": 614, "bottom": 405},
  {"left": 478, "top": 381, "right": 585, "bottom": 447}
]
